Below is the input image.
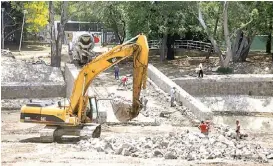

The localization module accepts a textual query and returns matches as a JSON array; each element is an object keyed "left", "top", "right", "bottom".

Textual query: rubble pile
[
  {"left": 1, "top": 98, "right": 64, "bottom": 110},
  {"left": 142, "top": 83, "right": 196, "bottom": 126},
  {"left": 1, "top": 56, "right": 63, "bottom": 83},
  {"left": 77, "top": 125, "right": 273, "bottom": 162}
]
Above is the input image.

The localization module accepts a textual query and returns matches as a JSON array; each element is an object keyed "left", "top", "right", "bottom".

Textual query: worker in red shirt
[
  {"left": 205, "top": 120, "right": 211, "bottom": 132},
  {"left": 198, "top": 120, "right": 208, "bottom": 136},
  {"left": 119, "top": 76, "right": 128, "bottom": 89}
]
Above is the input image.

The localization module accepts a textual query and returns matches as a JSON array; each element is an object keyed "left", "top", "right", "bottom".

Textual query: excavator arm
[{"left": 68, "top": 34, "right": 149, "bottom": 122}]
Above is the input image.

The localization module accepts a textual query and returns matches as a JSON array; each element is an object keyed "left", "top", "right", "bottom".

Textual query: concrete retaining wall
[
  {"left": 173, "top": 75, "right": 273, "bottom": 96},
  {"left": 65, "top": 64, "right": 80, "bottom": 98},
  {"left": 147, "top": 64, "right": 213, "bottom": 120},
  {"left": 1, "top": 82, "right": 65, "bottom": 99}
]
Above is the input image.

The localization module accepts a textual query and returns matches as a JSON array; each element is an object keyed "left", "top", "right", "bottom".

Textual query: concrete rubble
[
  {"left": 77, "top": 125, "right": 273, "bottom": 163},
  {"left": 1, "top": 56, "right": 63, "bottom": 83},
  {"left": 1, "top": 54, "right": 66, "bottom": 99}
]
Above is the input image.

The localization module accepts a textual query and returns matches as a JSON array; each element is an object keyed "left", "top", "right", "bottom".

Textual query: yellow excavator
[{"left": 20, "top": 34, "right": 149, "bottom": 143}]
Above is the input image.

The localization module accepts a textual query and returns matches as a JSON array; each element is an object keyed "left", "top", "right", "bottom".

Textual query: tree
[
  {"left": 257, "top": 2, "right": 273, "bottom": 54},
  {"left": 49, "top": 1, "right": 57, "bottom": 66},
  {"left": 49, "top": 1, "right": 68, "bottom": 67},
  {"left": 100, "top": 2, "right": 127, "bottom": 44},
  {"left": 72, "top": 2, "right": 127, "bottom": 44},
  {"left": 23, "top": 2, "right": 48, "bottom": 33},
  {"left": 197, "top": 1, "right": 263, "bottom": 66},
  {"left": 125, "top": 1, "right": 200, "bottom": 61},
  {"left": 197, "top": 2, "right": 226, "bottom": 66},
  {"left": 2, "top": 1, "right": 48, "bottom": 44},
  {"left": 49, "top": 1, "right": 86, "bottom": 67}
]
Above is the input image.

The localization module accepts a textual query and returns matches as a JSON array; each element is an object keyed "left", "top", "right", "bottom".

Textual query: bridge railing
[{"left": 148, "top": 40, "right": 214, "bottom": 52}]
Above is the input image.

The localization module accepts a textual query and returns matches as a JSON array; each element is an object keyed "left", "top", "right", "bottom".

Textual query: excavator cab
[{"left": 85, "top": 97, "right": 99, "bottom": 123}]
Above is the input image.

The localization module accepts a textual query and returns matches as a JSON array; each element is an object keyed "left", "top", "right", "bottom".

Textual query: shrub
[{"left": 216, "top": 67, "right": 234, "bottom": 74}]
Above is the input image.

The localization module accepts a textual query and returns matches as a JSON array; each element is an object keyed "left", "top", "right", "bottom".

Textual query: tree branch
[
  {"left": 229, "top": 17, "right": 254, "bottom": 39},
  {"left": 4, "top": 28, "right": 21, "bottom": 40}
]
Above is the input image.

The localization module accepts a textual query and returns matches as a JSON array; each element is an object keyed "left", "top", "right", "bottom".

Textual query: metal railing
[{"left": 148, "top": 40, "right": 214, "bottom": 52}]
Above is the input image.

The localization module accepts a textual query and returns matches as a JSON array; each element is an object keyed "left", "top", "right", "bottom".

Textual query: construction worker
[
  {"left": 114, "top": 65, "right": 119, "bottom": 80},
  {"left": 170, "top": 87, "right": 176, "bottom": 107},
  {"left": 119, "top": 75, "right": 128, "bottom": 88},
  {"left": 205, "top": 120, "right": 211, "bottom": 132},
  {"left": 235, "top": 119, "right": 241, "bottom": 140},
  {"left": 141, "top": 95, "right": 148, "bottom": 111},
  {"left": 198, "top": 63, "right": 203, "bottom": 78},
  {"left": 198, "top": 120, "right": 208, "bottom": 136}
]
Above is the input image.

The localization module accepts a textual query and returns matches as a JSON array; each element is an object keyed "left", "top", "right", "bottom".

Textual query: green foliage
[
  {"left": 23, "top": 2, "right": 48, "bottom": 33},
  {"left": 216, "top": 67, "right": 234, "bottom": 74},
  {"left": 11, "top": 1, "right": 48, "bottom": 33}
]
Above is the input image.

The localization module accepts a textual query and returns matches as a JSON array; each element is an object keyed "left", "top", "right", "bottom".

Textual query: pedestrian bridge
[{"left": 148, "top": 40, "right": 214, "bottom": 53}]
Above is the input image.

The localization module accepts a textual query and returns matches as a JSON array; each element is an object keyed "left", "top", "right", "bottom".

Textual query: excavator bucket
[{"left": 110, "top": 96, "right": 142, "bottom": 122}]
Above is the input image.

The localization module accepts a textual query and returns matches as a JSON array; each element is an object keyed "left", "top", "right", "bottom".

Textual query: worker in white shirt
[
  {"left": 170, "top": 87, "right": 176, "bottom": 107},
  {"left": 198, "top": 63, "right": 203, "bottom": 78}
]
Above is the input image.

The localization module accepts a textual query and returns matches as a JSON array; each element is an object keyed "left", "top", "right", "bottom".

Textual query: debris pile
[
  {"left": 77, "top": 125, "right": 273, "bottom": 163},
  {"left": 1, "top": 56, "right": 64, "bottom": 83}
]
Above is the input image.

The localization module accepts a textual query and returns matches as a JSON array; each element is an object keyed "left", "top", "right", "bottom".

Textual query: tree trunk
[
  {"left": 53, "top": 1, "right": 68, "bottom": 67},
  {"left": 223, "top": 1, "right": 232, "bottom": 67},
  {"left": 49, "top": 1, "right": 57, "bottom": 67},
  {"left": 198, "top": 5, "right": 224, "bottom": 66},
  {"left": 166, "top": 34, "right": 174, "bottom": 60},
  {"left": 232, "top": 30, "right": 255, "bottom": 62},
  {"left": 160, "top": 34, "right": 167, "bottom": 62},
  {"left": 206, "top": 4, "right": 221, "bottom": 59}
]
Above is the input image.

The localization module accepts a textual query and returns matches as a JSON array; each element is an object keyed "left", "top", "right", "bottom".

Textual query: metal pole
[
  {"left": 101, "top": 27, "right": 104, "bottom": 46},
  {"left": 1, "top": 8, "right": 4, "bottom": 49},
  {"left": 19, "top": 10, "right": 26, "bottom": 52}
]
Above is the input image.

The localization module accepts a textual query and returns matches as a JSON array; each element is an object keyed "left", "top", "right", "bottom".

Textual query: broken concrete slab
[{"left": 147, "top": 64, "right": 213, "bottom": 120}]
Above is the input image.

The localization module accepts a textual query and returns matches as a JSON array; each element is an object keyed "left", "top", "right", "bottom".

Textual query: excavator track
[
  {"left": 40, "top": 126, "right": 58, "bottom": 143},
  {"left": 80, "top": 123, "right": 101, "bottom": 139},
  {"left": 39, "top": 124, "right": 101, "bottom": 143}
]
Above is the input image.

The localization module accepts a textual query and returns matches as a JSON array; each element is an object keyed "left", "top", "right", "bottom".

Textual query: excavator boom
[{"left": 68, "top": 34, "right": 149, "bottom": 121}]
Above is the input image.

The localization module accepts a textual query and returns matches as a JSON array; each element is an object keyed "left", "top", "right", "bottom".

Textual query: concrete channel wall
[
  {"left": 147, "top": 64, "right": 213, "bottom": 120},
  {"left": 173, "top": 74, "right": 273, "bottom": 96},
  {"left": 1, "top": 82, "right": 65, "bottom": 99}
]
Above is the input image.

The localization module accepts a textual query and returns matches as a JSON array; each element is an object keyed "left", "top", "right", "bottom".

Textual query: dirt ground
[
  {"left": 149, "top": 52, "right": 273, "bottom": 79},
  {"left": 2, "top": 110, "right": 273, "bottom": 166},
  {"left": 1, "top": 44, "right": 273, "bottom": 165}
]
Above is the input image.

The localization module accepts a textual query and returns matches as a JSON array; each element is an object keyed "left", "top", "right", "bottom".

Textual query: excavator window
[{"left": 89, "top": 97, "right": 98, "bottom": 121}]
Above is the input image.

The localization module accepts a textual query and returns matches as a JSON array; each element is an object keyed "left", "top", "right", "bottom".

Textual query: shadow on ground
[{"left": 4, "top": 44, "right": 49, "bottom": 52}]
